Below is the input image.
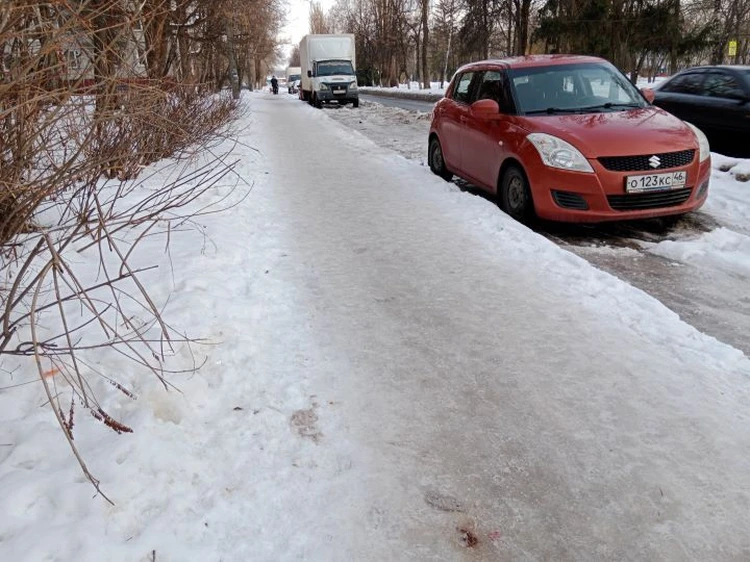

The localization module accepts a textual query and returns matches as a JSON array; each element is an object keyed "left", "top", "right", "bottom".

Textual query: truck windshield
[
  {"left": 289, "top": 74, "right": 301, "bottom": 82},
  {"left": 317, "top": 60, "right": 354, "bottom": 77}
]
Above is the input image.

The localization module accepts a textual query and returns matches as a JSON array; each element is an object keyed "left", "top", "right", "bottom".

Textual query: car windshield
[
  {"left": 289, "top": 74, "right": 301, "bottom": 82},
  {"left": 509, "top": 63, "right": 647, "bottom": 115},
  {"left": 317, "top": 60, "right": 354, "bottom": 77}
]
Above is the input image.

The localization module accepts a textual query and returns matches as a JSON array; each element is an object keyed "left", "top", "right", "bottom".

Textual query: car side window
[
  {"left": 453, "top": 72, "right": 476, "bottom": 104},
  {"left": 476, "top": 70, "right": 515, "bottom": 113},
  {"left": 703, "top": 72, "right": 746, "bottom": 99},
  {"left": 661, "top": 73, "right": 704, "bottom": 95}
]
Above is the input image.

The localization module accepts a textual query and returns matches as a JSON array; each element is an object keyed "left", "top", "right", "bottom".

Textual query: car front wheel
[
  {"left": 428, "top": 137, "right": 453, "bottom": 181},
  {"left": 499, "top": 166, "right": 534, "bottom": 222}
]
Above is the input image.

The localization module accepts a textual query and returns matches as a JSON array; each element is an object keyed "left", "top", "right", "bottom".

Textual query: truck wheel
[{"left": 353, "top": 99, "right": 359, "bottom": 108}]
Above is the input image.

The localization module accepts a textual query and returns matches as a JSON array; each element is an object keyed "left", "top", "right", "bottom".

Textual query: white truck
[
  {"left": 299, "top": 34, "right": 358, "bottom": 108},
  {"left": 285, "top": 66, "right": 301, "bottom": 93}
]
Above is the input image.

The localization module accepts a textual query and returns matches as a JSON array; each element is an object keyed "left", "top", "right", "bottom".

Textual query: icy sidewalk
[{"left": 1, "top": 91, "right": 749, "bottom": 561}]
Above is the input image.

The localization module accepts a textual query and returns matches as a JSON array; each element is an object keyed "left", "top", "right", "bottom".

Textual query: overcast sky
[{"left": 280, "top": 0, "right": 336, "bottom": 63}]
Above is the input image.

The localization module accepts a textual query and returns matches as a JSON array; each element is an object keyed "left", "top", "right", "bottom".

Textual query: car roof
[
  {"left": 677, "top": 65, "right": 750, "bottom": 72},
  {"left": 454, "top": 55, "right": 608, "bottom": 74}
]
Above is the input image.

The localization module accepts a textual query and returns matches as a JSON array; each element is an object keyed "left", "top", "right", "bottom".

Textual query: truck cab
[
  {"left": 299, "top": 34, "right": 359, "bottom": 108},
  {"left": 308, "top": 59, "right": 358, "bottom": 107}
]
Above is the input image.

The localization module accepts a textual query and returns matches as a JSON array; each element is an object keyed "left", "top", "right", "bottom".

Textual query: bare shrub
[{"left": 0, "top": 1, "right": 245, "bottom": 501}]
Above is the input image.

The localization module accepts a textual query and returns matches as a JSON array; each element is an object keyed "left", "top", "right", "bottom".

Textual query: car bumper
[
  {"left": 526, "top": 156, "right": 711, "bottom": 223},
  {"left": 317, "top": 90, "right": 358, "bottom": 102}
]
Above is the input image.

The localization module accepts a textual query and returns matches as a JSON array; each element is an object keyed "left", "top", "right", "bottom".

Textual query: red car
[{"left": 428, "top": 56, "right": 711, "bottom": 223}]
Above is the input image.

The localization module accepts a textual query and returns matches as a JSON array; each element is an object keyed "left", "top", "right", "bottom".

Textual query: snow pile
[
  {"left": 645, "top": 155, "right": 750, "bottom": 273},
  {"left": 646, "top": 227, "right": 750, "bottom": 277},
  {"left": 362, "top": 80, "right": 447, "bottom": 96}
]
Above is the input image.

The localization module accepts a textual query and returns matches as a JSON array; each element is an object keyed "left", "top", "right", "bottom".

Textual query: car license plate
[
  {"left": 333, "top": 88, "right": 345, "bottom": 94},
  {"left": 625, "top": 171, "right": 687, "bottom": 193}
]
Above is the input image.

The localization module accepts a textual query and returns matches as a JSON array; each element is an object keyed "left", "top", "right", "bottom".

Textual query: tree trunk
[
  {"left": 421, "top": 0, "right": 430, "bottom": 89},
  {"left": 225, "top": 21, "right": 240, "bottom": 99}
]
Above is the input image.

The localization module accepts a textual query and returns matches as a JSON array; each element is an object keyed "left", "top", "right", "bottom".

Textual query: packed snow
[{"left": 1, "top": 90, "right": 749, "bottom": 561}]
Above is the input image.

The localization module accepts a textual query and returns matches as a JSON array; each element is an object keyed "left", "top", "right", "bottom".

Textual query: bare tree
[
  {"left": 310, "top": 1, "right": 333, "bottom": 33},
  {"left": 0, "top": 0, "right": 252, "bottom": 498},
  {"left": 289, "top": 45, "right": 301, "bottom": 65}
]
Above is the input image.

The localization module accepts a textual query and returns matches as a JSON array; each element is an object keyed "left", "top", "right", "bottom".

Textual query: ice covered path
[{"left": 239, "top": 93, "right": 750, "bottom": 559}]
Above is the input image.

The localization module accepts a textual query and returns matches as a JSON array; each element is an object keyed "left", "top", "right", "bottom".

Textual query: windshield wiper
[
  {"left": 524, "top": 107, "right": 586, "bottom": 115},
  {"left": 577, "top": 102, "right": 642, "bottom": 111}
]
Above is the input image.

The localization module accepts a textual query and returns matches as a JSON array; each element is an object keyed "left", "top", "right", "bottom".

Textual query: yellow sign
[{"left": 728, "top": 40, "right": 738, "bottom": 57}]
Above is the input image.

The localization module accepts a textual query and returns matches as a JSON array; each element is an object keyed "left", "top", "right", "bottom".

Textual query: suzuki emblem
[{"left": 648, "top": 155, "right": 661, "bottom": 169}]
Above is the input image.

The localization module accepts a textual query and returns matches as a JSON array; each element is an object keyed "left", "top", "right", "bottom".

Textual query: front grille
[
  {"left": 328, "top": 83, "right": 348, "bottom": 94},
  {"left": 607, "top": 188, "right": 692, "bottom": 211},
  {"left": 599, "top": 149, "right": 695, "bottom": 172},
  {"left": 552, "top": 190, "right": 589, "bottom": 210}
]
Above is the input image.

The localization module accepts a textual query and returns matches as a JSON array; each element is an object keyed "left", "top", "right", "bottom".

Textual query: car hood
[{"left": 517, "top": 107, "right": 697, "bottom": 157}]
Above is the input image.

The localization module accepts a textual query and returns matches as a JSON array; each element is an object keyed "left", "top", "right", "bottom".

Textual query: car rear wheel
[
  {"left": 499, "top": 166, "right": 534, "bottom": 222},
  {"left": 428, "top": 138, "right": 453, "bottom": 181}
]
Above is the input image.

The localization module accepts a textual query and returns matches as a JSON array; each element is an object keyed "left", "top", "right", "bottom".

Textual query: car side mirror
[
  {"left": 471, "top": 98, "right": 503, "bottom": 120},
  {"left": 640, "top": 87, "right": 655, "bottom": 103},
  {"left": 307, "top": 70, "right": 312, "bottom": 78}
]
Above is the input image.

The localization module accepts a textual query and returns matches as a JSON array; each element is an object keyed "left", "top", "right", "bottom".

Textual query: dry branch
[{"left": 1, "top": 0, "right": 246, "bottom": 498}]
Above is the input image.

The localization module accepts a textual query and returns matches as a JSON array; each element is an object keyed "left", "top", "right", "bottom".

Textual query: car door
[
  {"left": 700, "top": 70, "right": 750, "bottom": 134},
  {"left": 655, "top": 71, "right": 709, "bottom": 129},
  {"left": 436, "top": 71, "right": 479, "bottom": 175},
  {"left": 460, "top": 70, "right": 515, "bottom": 191}
]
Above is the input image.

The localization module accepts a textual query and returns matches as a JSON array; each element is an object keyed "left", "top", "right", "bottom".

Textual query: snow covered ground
[{"left": 2, "top": 90, "right": 750, "bottom": 561}]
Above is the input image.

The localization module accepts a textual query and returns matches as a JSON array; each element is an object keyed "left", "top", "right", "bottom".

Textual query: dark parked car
[{"left": 650, "top": 65, "right": 750, "bottom": 156}]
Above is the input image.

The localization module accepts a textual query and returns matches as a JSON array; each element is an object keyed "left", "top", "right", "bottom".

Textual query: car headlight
[
  {"left": 349, "top": 81, "right": 358, "bottom": 90},
  {"left": 319, "top": 83, "right": 329, "bottom": 91},
  {"left": 684, "top": 122, "right": 710, "bottom": 162},
  {"left": 527, "top": 133, "right": 594, "bottom": 173}
]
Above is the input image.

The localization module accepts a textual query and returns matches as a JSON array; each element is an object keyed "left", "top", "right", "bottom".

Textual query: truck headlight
[
  {"left": 319, "top": 83, "right": 329, "bottom": 91},
  {"left": 684, "top": 122, "right": 710, "bottom": 162},
  {"left": 349, "top": 81, "right": 358, "bottom": 90},
  {"left": 527, "top": 133, "right": 594, "bottom": 173}
]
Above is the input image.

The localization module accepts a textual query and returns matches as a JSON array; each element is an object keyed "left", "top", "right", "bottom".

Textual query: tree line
[{"left": 293, "top": 0, "right": 750, "bottom": 86}]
